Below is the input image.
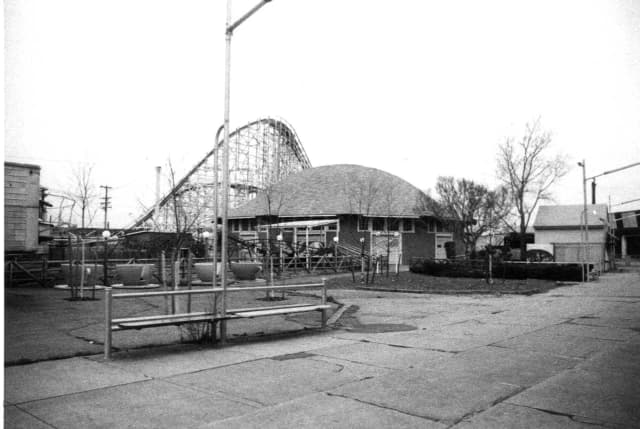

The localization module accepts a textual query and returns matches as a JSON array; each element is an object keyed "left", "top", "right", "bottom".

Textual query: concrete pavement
[{"left": 5, "top": 270, "right": 640, "bottom": 428}]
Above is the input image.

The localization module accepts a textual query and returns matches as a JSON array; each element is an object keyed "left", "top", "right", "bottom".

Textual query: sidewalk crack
[{"left": 326, "top": 392, "right": 442, "bottom": 424}]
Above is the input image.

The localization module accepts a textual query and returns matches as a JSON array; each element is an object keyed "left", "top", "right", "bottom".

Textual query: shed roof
[
  {"left": 533, "top": 204, "right": 608, "bottom": 229},
  {"left": 228, "top": 164, "right": 430, "bottom": 219}
]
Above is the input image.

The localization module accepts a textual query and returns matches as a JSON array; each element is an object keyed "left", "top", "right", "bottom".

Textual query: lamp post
[
  {"left": 220, "top": 0, "right": 273, "bottom": 342},
  {"left": 102, "top": 230, "right": 111, "bottom": 286},
  {"left": 393, "top": 231, "right": 400, "bottom": 274},
  {"left": 333, "top": 236, "right": 339, "bottom": 271},
  {"left": 578, "top": 161, "right": 589, "bottom": 282},
  {"left": 276, "top": 233, "right": 283, "bottom": 273},
  {"left": 202, "top": 230, "right": 210, "bottom": 258},
  {"left": 212, "top": 124, "right": 223, "bottom": 289},
  {"left": 359, "top": 237, "right": 366, "bottom": 283}
]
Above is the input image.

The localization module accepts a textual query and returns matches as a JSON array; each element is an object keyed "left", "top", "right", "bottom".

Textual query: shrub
[{"left": 410, "top": 258, "right": 586, "bottom": 282}]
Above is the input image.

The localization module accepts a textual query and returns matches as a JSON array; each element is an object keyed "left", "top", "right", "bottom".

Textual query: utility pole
[
  {"left": 100, "top": 185, "right": 112, "bottom": 287},
  {"left": 100, "top": 185, "right": 112, "bottom": 230}
]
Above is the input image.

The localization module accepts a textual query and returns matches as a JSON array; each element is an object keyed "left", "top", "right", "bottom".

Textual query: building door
[
  {"left": 435, "top": 234, "right": 452, "bottom": 259},
  {"left": 372, "top": 233, "right": 402, "bottom": 265}
]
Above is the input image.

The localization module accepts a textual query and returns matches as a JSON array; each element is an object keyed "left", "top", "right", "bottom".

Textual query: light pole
[
  {"left": 578, "top": 161, "right": 589, "bottom": 282},
  {"left": 102, "top": 230, "right": 111, "bottom": 286},
  {"left": 202, "top": 230, "right": 210, "bottom": 259},
  {"left": 360, "top": 237, "right": 366, "bottom": 283},
  {"left": 276, "top": 233, "right": 283, "bottom": 275},
  {"left": 212, "top": 124, "right": 223, "bottom": 289},
  {"left": 220, "top": 0, "right": 273, "bottom": 343}
]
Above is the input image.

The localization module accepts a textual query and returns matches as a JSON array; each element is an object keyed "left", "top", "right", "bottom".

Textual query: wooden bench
[{"left": 104, "top": 280, "right": 330, "bottom": 359}]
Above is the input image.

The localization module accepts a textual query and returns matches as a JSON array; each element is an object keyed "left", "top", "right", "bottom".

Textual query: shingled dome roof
[{"left": 229, "top": 164, "right": 429, "bottom": 219}]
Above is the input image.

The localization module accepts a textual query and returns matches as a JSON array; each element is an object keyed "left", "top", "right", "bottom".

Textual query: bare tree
[
  {"left": 421, "top": 177, "right": 511, "bottom": 257},
  {"left": 166, "top": 160, "right": 202, "bottom": 254},
  {"left": 344, "top": 170, "right": 401, "bottom": 281},
  {"left": 65, "top": 164, "right": 98, "bottom": 228},
  {"left": 497, "top": 118, "right": 568, "bottom": 259}
]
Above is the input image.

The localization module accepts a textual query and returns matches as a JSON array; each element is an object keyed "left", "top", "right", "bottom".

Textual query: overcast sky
[{"left": 5, "top": 0, "right": 640, "bottom": 228}]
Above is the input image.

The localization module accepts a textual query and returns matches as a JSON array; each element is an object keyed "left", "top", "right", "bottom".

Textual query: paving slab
[
  {"left": 4, "top": 328, "right": 103, "bottom": 364},
  {"left": 167, "top": 355, "right": 390, "bottom": 406},
  {"left": 452, "top": 403, "right": 607, "bottom": 428},
  {"left": 576, "top": 341, "right": 640, "bottom": 375},
  {"left": 96, "top": 344, "right": 258, "bottom": 378},
  {"left": 20, "top": 379, "right": 257, "bottom": 429},
  {"left": 4, "top": 357, "right": 149, "bottom": 404},
  {"left": 430, "top": 345, "right": 579, "bottom": 387},
  {"left": 312, "top": 341, "right": 451, "bottom": 370},
  {"left": 492, "top": 329, "right": 619, "bottom": 358},
  {"left": 200, "top": 392, "right": 445, "bottom": 429},
  {"left": 507, "top": 368, "right": 640, "bottom": 428},
  {"left": 535, "top": 322, "right": 637, "bottom": 341},
  {"left": 4, "top": 406, "right": 53, "bottom": 429},
  {"left": 331, "top": 369, "right": 522, "bottom": 424},
  {"left": 473, "top": 312, "right": 570, "bottom": 329},
  {"left": 430, "top": 319, "right": 543, "bottom": 343},
  {"left": 571, "top": 315, "right": 640, "bottom": 329},
  {"left": 224, "top": 332, "right": 358, "bottom": 358}
]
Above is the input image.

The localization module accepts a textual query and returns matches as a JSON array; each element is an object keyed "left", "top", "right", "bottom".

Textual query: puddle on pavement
[
  {"left": 270, "top": 351, "right": 315, "bottom": 361},
  {"left": 346, "top": 323, "right": 417, "bottom": 333},
  {"left": 336, "top": 305, "right": 417, "bottom": 333}
]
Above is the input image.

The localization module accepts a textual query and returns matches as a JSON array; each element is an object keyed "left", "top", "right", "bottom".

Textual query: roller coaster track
[{"left": 129, "top": 117, "right": 311, "bottom": 232}]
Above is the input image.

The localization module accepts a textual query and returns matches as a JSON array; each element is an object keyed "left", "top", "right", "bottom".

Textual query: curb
[{"left": 353, "top": 286, "right": 541, "bottom": 295}]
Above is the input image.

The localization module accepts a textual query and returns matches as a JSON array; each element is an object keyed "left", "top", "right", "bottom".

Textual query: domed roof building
[
  {"left": 229, "top": 164, "right": 425, "bottom": 219},
  {"left": 227, "top": 164, "right": 463, "bottom": 264}
]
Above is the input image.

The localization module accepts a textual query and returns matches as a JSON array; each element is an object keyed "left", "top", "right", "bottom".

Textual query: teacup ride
[{"left": 112, "top": 263, "right": 160, "bottom": 289}]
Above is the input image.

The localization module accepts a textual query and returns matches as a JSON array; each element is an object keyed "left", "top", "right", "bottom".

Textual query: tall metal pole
[
  {"left": 212, "top": 125, "right": 223, "bottom": 289},
  {"left": 580, "top": 161, "right": 589, "bottom": 282},
  {"left": 220, "top": 0, "right": 272, "bottom": 343},
  {"left": 219, "top": 0, "right": 236, "bottom": 343}
]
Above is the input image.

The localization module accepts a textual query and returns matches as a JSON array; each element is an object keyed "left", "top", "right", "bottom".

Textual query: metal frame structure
[{"left": 129, "top": 117, "right": 311, "bottom": 232}]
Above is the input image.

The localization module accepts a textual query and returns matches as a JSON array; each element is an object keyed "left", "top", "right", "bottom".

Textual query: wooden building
[{"left": 4, "top": 162, "right": 46, "bottom": 253}]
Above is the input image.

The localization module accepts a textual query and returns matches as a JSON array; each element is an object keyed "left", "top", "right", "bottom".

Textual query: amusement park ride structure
[{"left": 129, "top": 117, "right": 311, "bottom": 233}]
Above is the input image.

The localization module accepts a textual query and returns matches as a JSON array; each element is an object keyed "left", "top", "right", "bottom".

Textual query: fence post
[
  {"left": 9, "top": 259, "right": 14, "bottom": 287},
  {"left": 187, "top": 252, "right": 193, "bottom": 313},
  {"left": 321, "top": 278, "right": 327, "bottom": 328},
  {"left": 104, "top": 287, "right": 113, "bottom": 359},
  {"left": 41, "top": 256, "right": 47, "bottom": 286},
  {"left": 161, "top": 251, "right": 168, "bottom": 314}
]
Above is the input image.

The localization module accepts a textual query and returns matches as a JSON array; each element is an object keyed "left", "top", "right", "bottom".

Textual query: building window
[
  {"left": 388, "top": 219, "right": 400, "bottom": 231},
  {"left": 358, "top": 216, "right": 369, "bottom": 231},
  {"left": 402, "top": 219, "right": 415, "bottom": 232},
  {"left": 371, "top": 217, "right": 385, "bottom": 231}
]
